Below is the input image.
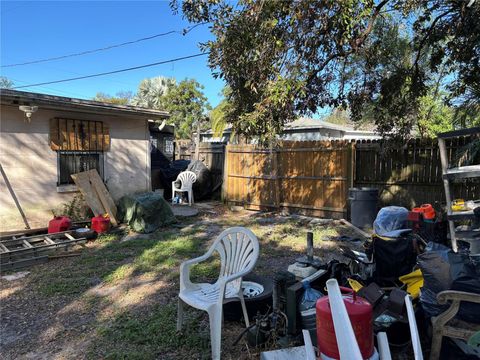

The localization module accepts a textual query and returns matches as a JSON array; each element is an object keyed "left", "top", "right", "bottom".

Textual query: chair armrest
[
  {"left": 179, "top": 253, "right": 211, "bottom": 291},
  {"left": 433, "top": 290, "right": 480, "bottom": 329},
  {"left": 438, "top": 290, "right": 480, "bottom": 305}
]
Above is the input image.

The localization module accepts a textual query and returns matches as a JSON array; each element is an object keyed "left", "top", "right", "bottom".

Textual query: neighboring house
[
  {"left": 0, "top": 89, "right": 169, "bottom": 231},
  {"left": 200, "top": 117, "right": 380, "bottom": 143}
]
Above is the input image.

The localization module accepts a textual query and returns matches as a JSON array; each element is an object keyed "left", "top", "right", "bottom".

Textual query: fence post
[
  {"left": 221, "top": 144, "right": 229, "bottom": 203},
  {"left": 344, "top": 141, "right": 355, "bottom": 218},
  {"left": 347, "top": 141, "right": 355, "bottom": 189},
  {"left": 271, "top": 146, "right": 281, "bottom": 209}
]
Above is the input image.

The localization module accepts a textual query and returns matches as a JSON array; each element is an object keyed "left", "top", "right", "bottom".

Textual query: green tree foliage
[
  {"left": 451, "top": 84, "right": 480, "bottom": 130},
  {"left": 0, "top": 76, "right": 14, "bottom": 89},
  {"left": 161, "top": 79, "right": 211, "bottom": 139},
  {"left": 172, "top": 0, "right": 480, "bottom": 141},
  {"left": 417, "top": 93, "right": 454, "bottom": 137},
  {"left": 131, "top": 76, "right": 176, "bottom": 109},
  {"left": 93, "top": 91, "right": 133, "bottom": 105},
  {"left": 209, "top": 87, "right": 233, "bottom": 137}
]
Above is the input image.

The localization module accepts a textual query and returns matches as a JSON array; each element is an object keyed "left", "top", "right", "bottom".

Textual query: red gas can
[
  {"left": 316, "top": 287, "right": 373, "bottom": 359},
  {"left": 48, "top": 216, "right": 72, "bottom": 234},
  {"left": 91, "top": 215, "right": 110, "bottom": 234}
]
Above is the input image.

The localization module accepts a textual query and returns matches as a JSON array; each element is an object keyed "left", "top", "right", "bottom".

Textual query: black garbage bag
[
  {"left": 418, "top": 242, "right": 480, "bottom": 323},
  {"left": 187, "top": 160, "right": 212, "bottom": 201}
]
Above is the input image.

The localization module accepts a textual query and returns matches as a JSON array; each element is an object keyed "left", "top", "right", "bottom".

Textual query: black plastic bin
[{"left": 348, "top": 187, "right": 379, "bottom": 229}]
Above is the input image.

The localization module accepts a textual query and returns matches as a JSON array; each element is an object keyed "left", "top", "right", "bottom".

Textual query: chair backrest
[
  {"left": 210, "top": 227, "right": 259, "bottom": 291},
  {"left": 177, "top": 171, "right": 197, "bottom": 188}
]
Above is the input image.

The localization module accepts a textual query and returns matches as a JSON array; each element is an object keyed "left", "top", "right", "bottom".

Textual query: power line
[
  {"left": 2, "top": 23, "right": 206, "bottom": 68},
  {"left": 12, "top": 52, "right": 209, "bottom": 89}
]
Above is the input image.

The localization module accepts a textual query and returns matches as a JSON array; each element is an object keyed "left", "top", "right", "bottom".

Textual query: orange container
[
  {"left": 411, "top": 204, "right": 435, "bottom": 220},
  {"left": 420, "top": 204, "right": 435, "bottom": 220}
]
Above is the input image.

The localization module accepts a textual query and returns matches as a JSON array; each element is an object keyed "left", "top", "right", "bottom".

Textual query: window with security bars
[{"left": 57, "top": 151, "right": 104, "bottom": 185}]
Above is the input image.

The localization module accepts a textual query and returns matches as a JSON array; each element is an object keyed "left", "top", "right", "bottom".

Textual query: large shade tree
[
  {"left": 172, "top": 0, "right": 480, "bottom": 141},
  {"left": 161, "top": 78, "right": 211, "bottom": 139}
]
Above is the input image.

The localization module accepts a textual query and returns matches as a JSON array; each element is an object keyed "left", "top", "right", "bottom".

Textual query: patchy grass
[
  {"left": 2, "top": 208, "right": 361, "bottom": 360},
  {"left": 90, "top": 304, "right": 209, "bottom": 360}
]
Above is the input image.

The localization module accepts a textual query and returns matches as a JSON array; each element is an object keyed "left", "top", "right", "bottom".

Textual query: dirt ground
[{"left": 1, "top": 203, "right": 366, "bottom": 360}]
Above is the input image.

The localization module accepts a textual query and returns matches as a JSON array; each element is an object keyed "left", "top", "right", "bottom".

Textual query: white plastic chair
[
  {"left": 177, "top": 227, "right": 260, "bottom": 360},
  {"left": 172, "top": 171, "right": 196, "bottom": 206}
]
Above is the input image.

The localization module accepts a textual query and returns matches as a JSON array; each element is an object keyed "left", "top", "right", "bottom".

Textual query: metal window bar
[{"left": 57, "top": 151, "right": 104, "bottom": 185}]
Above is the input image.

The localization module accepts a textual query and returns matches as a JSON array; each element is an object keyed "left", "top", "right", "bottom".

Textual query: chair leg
[
  {"left": 239, "top": 293, "right": 250, "bottom": 327},
  {"left": 208, "top": 307, "right": 223, "bottom": 360},
  {"left": 172, "top": 186, "right": 175, "bottom": 205},
  {"left": 429, "top": 330, "right": 443, "bottom": 360},
  {"left": 177, "top": 298, "right": 185, "bottom": 331},
  {"left": 188, "top": 189, "right": 194, "bottom": 206}
]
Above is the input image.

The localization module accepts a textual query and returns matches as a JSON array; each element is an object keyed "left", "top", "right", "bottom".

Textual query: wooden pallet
[{"left": 0, "top": 231, "right": 87, "bottom": 272}]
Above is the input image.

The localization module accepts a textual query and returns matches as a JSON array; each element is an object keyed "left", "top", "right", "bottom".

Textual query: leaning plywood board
[
  {"left": 71, "top": 170, "right": 118, "bottom": 226},
  {"left": 71, "top": 171, "right": 104, "bottom": 216},
  {"left": 86, "top": 170, "right": 117, "bottom": 220}
]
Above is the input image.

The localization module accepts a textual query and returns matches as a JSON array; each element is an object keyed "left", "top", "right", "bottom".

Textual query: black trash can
[{"left": 348, "top": 187, "right": 379, "bottom": 229}]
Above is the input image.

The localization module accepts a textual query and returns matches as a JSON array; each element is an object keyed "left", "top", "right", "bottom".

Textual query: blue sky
[{"left": 1, "top": 0, "right": 225, "bottom": 107}]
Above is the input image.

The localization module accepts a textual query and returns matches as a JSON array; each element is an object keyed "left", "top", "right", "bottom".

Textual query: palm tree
[{"left": 131, "top": 76, "right": 176, "bottom": 109}]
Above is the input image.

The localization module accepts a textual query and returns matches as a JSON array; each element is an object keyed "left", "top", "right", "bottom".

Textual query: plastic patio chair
[
  {"left": 172, "top": 171, "right": 196, "bottom": 206},
  {"left": 177, "top": 227, "right": 260, "bottom": 360}
]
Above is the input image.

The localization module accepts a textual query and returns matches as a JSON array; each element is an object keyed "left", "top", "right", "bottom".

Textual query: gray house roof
[
  {"left": 202, "top": 117, "right": 378, "bottom": 137},
  {"left": 0, "top": 89, "right": 169, "bottom": 119}
]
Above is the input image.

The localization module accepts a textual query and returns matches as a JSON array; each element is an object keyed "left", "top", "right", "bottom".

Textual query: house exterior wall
[{"left": 0, "top": 105, "right": 150, "bottom": 231}]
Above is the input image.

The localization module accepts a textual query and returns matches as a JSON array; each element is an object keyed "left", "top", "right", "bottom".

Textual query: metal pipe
[
  {"left": 405, "top": 294, "right": 423, "bottom": 360},
  {"left": 326, "top": 278, "right": 362, "bottom": 360},
  {"left": 307, "top": 231, "right": 314, "bottom": 261}
]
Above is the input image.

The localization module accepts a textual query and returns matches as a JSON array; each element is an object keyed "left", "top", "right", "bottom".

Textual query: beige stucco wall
[{"left": 0, "top": 105, "right": 151, "bottom": 231}]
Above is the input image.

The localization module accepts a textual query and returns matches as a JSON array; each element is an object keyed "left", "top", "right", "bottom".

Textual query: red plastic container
[
  {"left": 316, "top": 287, "right": 374, "bottom": 359},
  {"left": 412, "top": 203, "right": 435, "bottom": 220},
  {"left": 91, "top": 215, "right": 110, "bottom": 233},
  {"left": 48, "top": 216, "right": 72, "bottom": 234}
]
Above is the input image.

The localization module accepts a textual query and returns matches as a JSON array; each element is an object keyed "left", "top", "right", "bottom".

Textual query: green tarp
[{"left": 118, "top": 192, "right": 176, "bottom": 233}]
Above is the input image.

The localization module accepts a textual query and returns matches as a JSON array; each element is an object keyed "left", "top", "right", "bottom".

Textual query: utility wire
[
  {"left": 12, "top": 52, "right": 209, "bottom": 89},
  {"left": 2, "top": 23, "right": 206, "bottom": 68}
]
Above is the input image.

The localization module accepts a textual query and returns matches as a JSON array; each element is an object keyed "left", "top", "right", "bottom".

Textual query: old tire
[{"left": 223, "top": 274, "right": 273, "bottom": 321}]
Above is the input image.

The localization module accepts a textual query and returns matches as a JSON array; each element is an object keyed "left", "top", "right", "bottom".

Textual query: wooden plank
[
  {"left": 87, "top": 169, "right": 118, "bottom": 225},
  {"left": 49, "top": 118, "right": 61, "bottom": 150},
  {"left": 0, "top": 164, "right": 31, "bottom": 230},
  {"left": 64, "top": 233, "right": 75, "bottom": 240},
  {"left": 339, "top": 219, "right": 371, "bottom": 239},
  {"left": 1, "top": 256, "right": 49, "bottom": 271},
  {"left": 71, "top": 171, "right": 104, "bottom": 216}
]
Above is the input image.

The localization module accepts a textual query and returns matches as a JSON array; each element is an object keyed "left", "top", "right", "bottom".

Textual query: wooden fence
[
  {"left": 222, "top": 135, "right": 479, "bottom": 217},
  {"left": 175, "top": 142, "right": 225, "bottom": 191},
  {"left": 355, "top": 136, "right": 479, "bottom": 207},
  {"left": 223, "top": 141, "right": 354, "bottom": 218}
]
